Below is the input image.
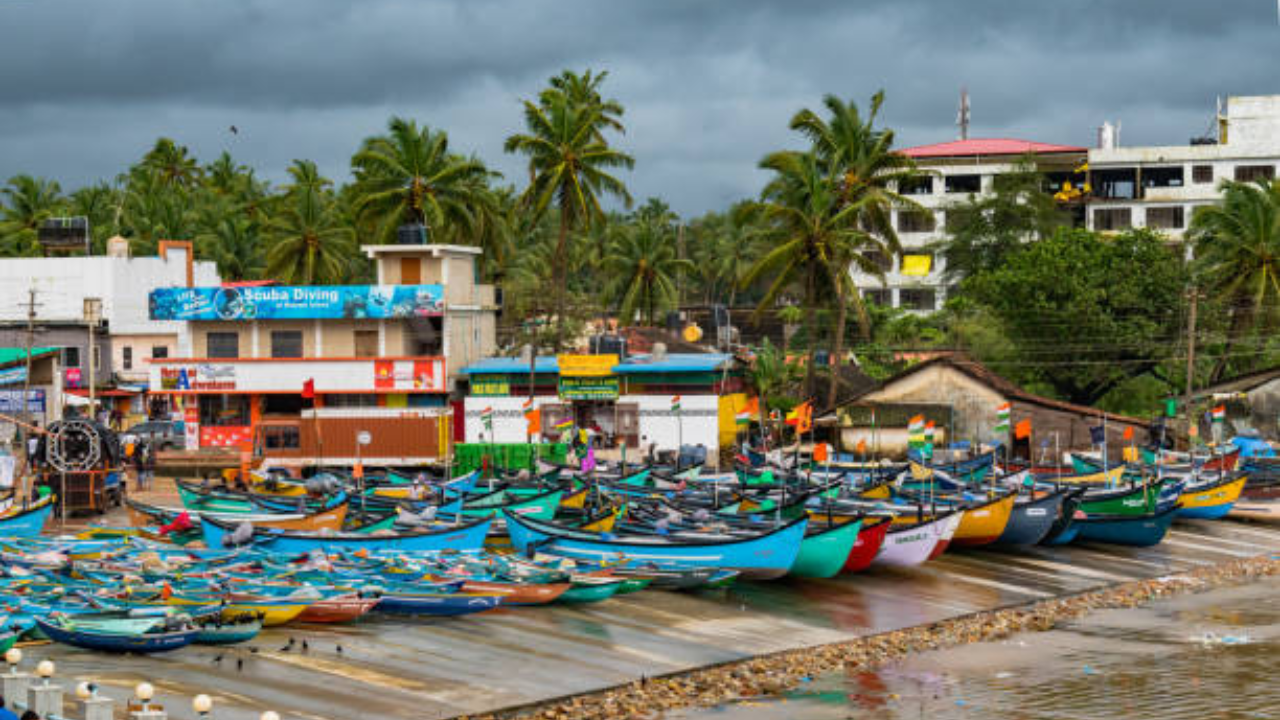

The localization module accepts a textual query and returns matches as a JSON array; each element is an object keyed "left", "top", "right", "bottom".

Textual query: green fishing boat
[{"left": 790, "top": 518, "right": 864, "bottom": 578}]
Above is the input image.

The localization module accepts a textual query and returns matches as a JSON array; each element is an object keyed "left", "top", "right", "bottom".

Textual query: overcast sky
[{"left": 2, "top": 0, "right": 1278, "bottom": 216}]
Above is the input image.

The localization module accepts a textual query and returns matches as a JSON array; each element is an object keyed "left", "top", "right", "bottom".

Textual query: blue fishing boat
[
  {"left": 36, "top": 616, "right": 200, "bottom": 653},
  {"left": 0, "top": 495, "right": 56, "bottom": 538},
  {"left": 504, "top": 511, "right": 807, "bottom": 580},
  {"left": 374, "top": 592, "right": 503, "bottom": 616},
  {"left": 995, "top": 489, "right": 1071, "bottom": 545},
  {"left": 1072, "top": 504, "right": 1180, "bottom": 547},
  {"left": 201, "top": 515, "right": 493, "bottom": 554}
]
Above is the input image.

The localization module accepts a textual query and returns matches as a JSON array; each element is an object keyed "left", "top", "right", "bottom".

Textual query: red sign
[
  {"left": 374, "top": 360, "right": 395, "bottom": 389},
  {"left": 65, "top": 368, "right": 82, "bottom": 388},
  {"left": 200, "top": 426, "right": 253, "bottom": 448}
]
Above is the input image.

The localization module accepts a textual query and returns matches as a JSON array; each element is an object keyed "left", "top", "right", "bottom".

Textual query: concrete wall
[
  {"left": 113, "top": 333, "right": 178, "bottom": 383},
  {"left": 859, "top": 364, "right": 1006, "bottom": 443},
  {"left": 0, "top": 325, "right": 111, "bottom": 387}
]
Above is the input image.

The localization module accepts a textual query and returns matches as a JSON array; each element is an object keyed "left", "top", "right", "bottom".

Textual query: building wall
[
  {"left": 1240, "top": 377, "right": 1280, "bottom": 438},
  {"left": 631, "top": 393, "right": 720, "bottom": 453},
  {"left": 859, "top": 364, "right": 1007, "bottom": 443},
  {"left": 0, "top": 325, "right": 112, "bottom": 388},
  {"left": 113, "top": 333, "right": 178, "bottom": 383}
]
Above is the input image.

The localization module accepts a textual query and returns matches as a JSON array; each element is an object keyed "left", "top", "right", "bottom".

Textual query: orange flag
[
  {"left": 1014, "top": 418, "right": 1032, "bottom": 440},
  {"left": 855, "top": 438, "right": 867, "bottom": 454},
  {"left": 813, "top": 443, "right": 829, "bottom": 463},
  {"left": 526, "top": 408, "right": 542, "bottom": 435},
  {"left": 1123, "top": 426, "right": 1134, "bottom": 441}
]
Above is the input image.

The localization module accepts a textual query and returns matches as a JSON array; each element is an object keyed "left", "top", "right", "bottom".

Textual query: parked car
[{"left": 121, "top": 420, "right": 183, "bottom": 451}]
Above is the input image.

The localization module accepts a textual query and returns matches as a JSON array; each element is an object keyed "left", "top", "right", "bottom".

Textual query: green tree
[
  {"left": 788, "top": 91, "right": 922, "bottom": 407},
  {"left": 119, "top": 169, "right": 199, "bottom": 254},
  {"left": 962, "top": 228, "right": 1187, "bottom": 405},
  {"left": 199, "top": 217, "right": 265, "bottom": 281},
  {"left": 1189, "top": 178, "right": 1280, "bottom": 382},
  {"left": 746, "top": 338, "right": 801, "bottom": 446},
  {"left": 504, "top": 71, "right": 634, "bottom": 346},
  {"left": 351, "top": 117, "right": 498, "bottom": 246},
  {"left": 0, "top": 175, "right": 66, "bottom": 256},
  {"left": 266, "top": 174, "right": 356, "bottom": 284},
  {"left": 938, "top": 158, "right": 1071, "bottom": 282},
  {"left": 602, "top": 215, "right": 694, "bottom": 324},
  {"left": 139, "top": 138, "right": 203, "bottom": 189}
]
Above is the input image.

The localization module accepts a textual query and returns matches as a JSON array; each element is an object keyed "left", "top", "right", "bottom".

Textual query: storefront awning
[{"left": 65, "top": 388, "right": 142, "bottom": 397}]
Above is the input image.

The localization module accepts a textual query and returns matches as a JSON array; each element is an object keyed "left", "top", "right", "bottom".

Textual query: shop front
[{"left": 149, "top": 356, "right": 447, "bottom": 450}]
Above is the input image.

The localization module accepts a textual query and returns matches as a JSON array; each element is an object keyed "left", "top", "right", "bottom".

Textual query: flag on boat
[
  {"left": 302, "top": 378, "right": 315, "bottom": 400},
  {"left": 736, "top": 397, "right": 759, "bottom": 425},
  {"left": 1015, "top": 418, "right": 1032, "bottom": 440},
  {"left": 855, "top": 438, "right": 867, "bottom": 455},
  {"left": 1089, "top": 424, "right": 1105, "bottom": 446},
  {"left": 813, "top": 443, "right": 830, "bottom": 463},
  {"left": 994, "top": 402, "right": 1011, "bottom": 433},
  {"left": 924, "top": 420, "right": 936, "bottom": 443},
  {"left": 480, "top": 406, "right": 493, "bottom": 431},
  {"left": 1123, "top": 425, "right": 1134, "bottom": 441},
  {"left": 523, "top": 400, "right": 541, "bottom": 435},
  {"left": 553, "top": 417, "right": 574, "bottom": 432},
  {"left": 671, "top": 395, "right": 682, "bottom": 413},
  {"left": 785, "top": 401, "right": 813, "bottom": 433},
  {"left": 1211, "top": 405, "right": 1226, "bottom": 423}
]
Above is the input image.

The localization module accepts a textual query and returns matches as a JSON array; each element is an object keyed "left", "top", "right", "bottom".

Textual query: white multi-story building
[{"left": 861, "top": 94, "right": 1280, "bottom": 312}]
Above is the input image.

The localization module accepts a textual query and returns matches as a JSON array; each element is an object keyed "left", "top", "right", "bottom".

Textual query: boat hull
[
  {"left": 1073, "top": 505, "right": 1179, "bottom": 547},
  {"left": 951, "top": 494, "right": 1015, "bottom": 546},
  {"left": 841, "top": 518, "right": 890, "bottom": 573},
  {"left": 1176, "top": 477, "right": 1246, "bottom": 520},
  {"left": 996, "top": 490, "right": 1068, "bottom": 545},
  {"left": 791, "top": 519, "right": 864, "bottom": 579},
  {"left": 36, "top": 619, "right": 199, "bottom": 653},
  {"left": 874, "top": 512, "right": 959, "bottom": 568}
]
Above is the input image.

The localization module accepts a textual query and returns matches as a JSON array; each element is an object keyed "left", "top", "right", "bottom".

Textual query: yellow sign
[{"left": 557, "top": 354, "right": 618, "bottom": 377}]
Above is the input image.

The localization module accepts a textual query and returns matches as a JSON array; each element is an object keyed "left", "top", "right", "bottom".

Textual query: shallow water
[{"left": 668, "top": 576, "right": 1280, "bottom": 719}]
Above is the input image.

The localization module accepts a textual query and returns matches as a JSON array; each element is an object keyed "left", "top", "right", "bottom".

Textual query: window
[
  {"left": 401, "top": 258, "right": 421, "bottom": 284},
  {"left": 945, "top": 174, "right": 981, "bottom": 194},
  {"left": 207, "top": 332, "right": 239, "bottom": 358},
  {"left": 1142, "top": 167, "right": 1184, "bottom": 188},
  {"left": 862, "top": 250, "right": 893, "bottom": 273},
  {"left": 122, "top": 346, "right": 133, "bottom": 371},
  {"left": 1145, "top": 206, "right": 1185, "bottom": 230},
  {"left": 263, "top": 426, "right": 301, "bottom": 451},
  {"left": 862, "top": 289, "right": 892, "bottom": 307},
  {"left": 354, "top": 330, "right": 379, "bottom": 357},
  {"left": 897, "top": 210, "right": 936, "bottom": 233},
  {"left": 151, "top": 345, "right": 168, "bottom": 359},
  {"left": 898, "top": 177, "right": 934, "bottom": 196},
  {"left": 325, "top": 393, "right": 379, "bottom": 408},
  {"left": 1093, "top": 208, "right": 1132, "bottom": 231},
  {"left": 62, "top": 347, "right": 80, "bottom": 368},
  {"left": 198, "top": 394, "right": 250, "bottom": 426},
  {"left": 899, "top": 288, "right": 937, "bottom": 311},
  {"left": 1093, "top": 168, "right": 1138, "bottom": 199},
  {"left": 271, "top": 330, "right": 303, "bottom": 359},
  {"left": 263, "top": 394, "right": 303, "bottom": 415},
  {"left": 1192, "top": 165, "right": 1214, "bottom": 184},
  {"left": 1235, "top": 165, "right": 1275, "bottom": 182}
]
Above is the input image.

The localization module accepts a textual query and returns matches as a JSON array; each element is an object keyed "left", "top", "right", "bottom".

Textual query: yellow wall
[{"left": 718, "top": 392, "right": 749, "bottom": 449}]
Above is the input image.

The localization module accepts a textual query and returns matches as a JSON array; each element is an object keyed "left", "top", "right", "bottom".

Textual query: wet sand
[{"left": 29, "top": 482, "right": 1280, "bottom": 720}]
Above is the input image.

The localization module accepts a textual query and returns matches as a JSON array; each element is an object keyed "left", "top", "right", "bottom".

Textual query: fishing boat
[
  {"left": 36, "top": 613, "right": 200, "bottom": 653},
  {"left": 504, "top": 510, "right": 808, "bottom": 580},
  {"left": 790, "top": 517, "right": 864, "bottom": 578},
  {"left": 949, "top": 492, "right": 1015, "bottom": 546},
  {"left": 295, "top": 593, "right": 381, "bottom": 623},
  {"left": 873, "top": 510, "right": 961, "bottom": 568},
  {"left": 193, "top": 613, "right": 263, "bottom": 644},
  {"left": 200, "top": 515, "right": 493, "bottom": 555},
  {"left": 1072, "top": 504, "right": 1180, "bottom": 546},
  {"left": 126, "top": 497, "right": 348, "bottom": 533},
  {"left": 375, "top": 590, "right": 503, "bottom": 616},
  {"left": 559, "top": 576, "right": 627, "bottom": 603},
  {"left": 841, "top": 516, "right": 891, "bottom": 573},
  {"left": 995, "top": 488, "right": 1072, "bottom": 545},
  {"left": 1176, "top": 475, "right": 1246, "bottom": 520},
  {"left": 1228, "top": 498, "right": 1280, "bottom": 523},
  {"left": 0, "top": 495, "right": 56, "bottom": 538}
]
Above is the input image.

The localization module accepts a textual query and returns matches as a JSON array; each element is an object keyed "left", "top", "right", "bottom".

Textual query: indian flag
[
  {"left": 521, "top": 397, "right": 533, "bottom": 413},
  {"left": 480, "top": 406, "right": 493, "bottom": 430},
  {"left": 924, "top": 420, "right": 935, "bottom": 442},
  {"left": 671, "top": 395, "right": 682, "bottom": 413},
  {"left": 736, "top": 397, "right": 759, "bottom": 426},
  {"left": 1211, "top": 405, "right": 1226, "bottom": 423},
  {"left": 995, "top": 402, "right": 1011, "bottom": 433},
  {"left": 907, "top": 415, "right": 926, "bottom": 447}
]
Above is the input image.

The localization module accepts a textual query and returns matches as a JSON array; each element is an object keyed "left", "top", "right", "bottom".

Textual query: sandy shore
[{"left": 470, "top": 552, "right": 1280, "bottom": 720}]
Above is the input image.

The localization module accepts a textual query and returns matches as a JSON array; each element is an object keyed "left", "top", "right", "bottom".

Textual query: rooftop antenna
[{"left": 957, "top": 87, "right": 971, "bottom": 140}]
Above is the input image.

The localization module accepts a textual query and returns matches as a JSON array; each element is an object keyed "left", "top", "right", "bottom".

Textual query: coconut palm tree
[
  {"left": 1190, "top": 178, "right": 1280, "bottom": 381},
  {"left": 140, "top": 138, "right": 203, "bottom": 188},
  {"left": 746, "top": 338, "right": 798, "bottom": 447},
  {"left": 199, "top": 216, "right": 265, "bottom": 281},
  {"left": 0, "top": 175, "right": 65, "bottom": 256},
  {"left": 741, "top": 151, "right": 893, "bottom": 401},
  {"left": 504, "top": 77, "right": 634, "bottom": 346},
  {"left": 350, "top": 117, "right": 498, "bottom": 245},
  {"left": 545, "top": 69, "right": 625, "bottom": 139},
  {"left": 119, "top": 169, "right": 199, "bottom": 255},
  {"left": 788, "top": 91, "right": 922, "bottom": 406},
  {"left": 602, "top": 217, "right": 694, "bottom": 324},
  {"left": 266, "top": 185, "right": 356, "bottom": 285}
]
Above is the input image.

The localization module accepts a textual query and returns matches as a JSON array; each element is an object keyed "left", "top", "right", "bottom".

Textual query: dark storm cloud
[{"left": 1, "top": 0, "right": 1278, "bottom": 215}]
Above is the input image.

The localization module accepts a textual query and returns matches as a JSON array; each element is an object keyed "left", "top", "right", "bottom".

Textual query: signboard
[
  {"left": 559, "top": 376, "right": 620, "bottom": 400},
  {"left": 0, "top": 367, "right": 27, "bottom": 386},
  {"left": 65, "top": 368, "right": 82, "bottom": 389},
  {"left": 470, "top": 374, "right": 510, "bottom": 396},
  {"left": 557, "top": 354, "right": 618, "bottom": 378},
  {"left": 149, "top": 284, "right": 445, "bottom": 321},
  {"left": 0, "top": 390, "right": 45, "bottom": 413},
  {"left": 184, "top": 406, "right": 200, "bottom": 450},
  {"left": 160, "top": 364, "right": 237, "bottom": 391}
]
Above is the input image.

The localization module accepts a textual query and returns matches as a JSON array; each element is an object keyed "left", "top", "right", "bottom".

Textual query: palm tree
[
  {"left": 119, "top": 169, "right": 199, "bottom": 255},
  {"left": 602, "top": 217, "right": 694, "bottom": 324},
  {"left": 545, "top": 69, "right": 625, "bottom": 139},
  {"left": 140, "top": 138, "right": 203, "bottom": 188},
  {"left": 350, "top": 117, "right": 498, "bottom": 245},
  {"left": 199, "top": 217, "right": 265, "bottom": 281},
  {"left": 788, "top": 91, "right": 922, "bottom": 406},
  {"left": 746, "top": 338, "right": 798, "bottom": 448},
  {"left": 505, "top": 75, "right": 634, "bottom": 346},
  {"left": 741, "top": 151, "right": 891, "bottom": 401},
  {"left": 68, "top": 182, "right": 121, "bottom": 253},
  {"left": 266, "top": 186, "right": 356, "bottom": 285},
  {"left": 1190, "top": 178, "right": 1280, "bottom": 381},
  {"left": 0, "top": 175, "right": 65, "bottom": 256}
]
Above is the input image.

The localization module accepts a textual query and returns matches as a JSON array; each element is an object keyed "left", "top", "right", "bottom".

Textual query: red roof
[
  {"left": 901, "top": 138, "right": 1086, "bottom": 159},
  {"left": 221, "top": 280, "right": 278, "bottom": 288}
]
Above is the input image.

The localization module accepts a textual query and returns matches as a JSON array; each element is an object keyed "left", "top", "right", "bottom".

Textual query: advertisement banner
[
  {"left": 65, "top": 368, "right": 82, "bottom": 388},
  {"left": 557, "top": 354, "right": 618, "bottom": 377},
  {"left": 150, "top": 284, "right": 445, "bottom": 321},
  {"left": 471, "top": 375, "right": 511, "bottom": 396},
  {"left": 0, "top": 366, "right": 28, "bottom": 386},
  {"left": 0, "top": 390, "right": 45, "bottom": 413},
  {"left": 559, "top": 376, "right": 620, "bottom": 400}
]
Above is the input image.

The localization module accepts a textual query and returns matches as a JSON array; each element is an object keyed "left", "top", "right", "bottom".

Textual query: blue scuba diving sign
[{"left": 149, "top": 285, "right": 445, "bottom": 321}]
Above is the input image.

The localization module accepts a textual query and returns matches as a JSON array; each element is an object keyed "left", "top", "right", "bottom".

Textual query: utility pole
[
  {"left": 19, "top": 288, "right": 41, "bottom": 503},
  {"left": 1184, "top": 288, "right": 1199, "bottom": 447}
]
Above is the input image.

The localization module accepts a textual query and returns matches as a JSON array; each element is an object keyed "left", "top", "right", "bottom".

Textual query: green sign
[
  {"left": 559, "top": 376, "right": 620, "bottom": 400},
  {"left": 471, "top": 374, "right": 510, "bottom": 396}
]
